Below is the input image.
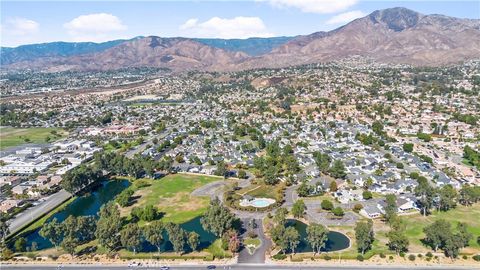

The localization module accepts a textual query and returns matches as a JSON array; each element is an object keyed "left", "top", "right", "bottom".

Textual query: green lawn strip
[
  {"left": 8, "top": 196, "right": 76, "bottom": 241},
  {"left": 0, "top": 127, "right": 67, "bottom": 150},
  {"left": 118, "top": 249, "right": 214, "bottom": 261},
  {"left": 206, "top": 239, "right": 233, "bottom": 259}
]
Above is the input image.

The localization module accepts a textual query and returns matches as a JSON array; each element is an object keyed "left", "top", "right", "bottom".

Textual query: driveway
[{"left": 237, "top": 218, "right": 272, "bottom": 264}]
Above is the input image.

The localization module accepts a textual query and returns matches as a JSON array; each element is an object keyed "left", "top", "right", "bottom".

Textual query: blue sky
[{"left": 1, "top": 1, "right": 479, "bottom": 47}]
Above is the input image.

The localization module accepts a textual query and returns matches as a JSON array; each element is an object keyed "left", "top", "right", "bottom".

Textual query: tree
[
  {"left": 115, "top": 189, "right": 134, "bottom": 207},
  {"left": 291, "top": 200, "right": 306, "bottom": 219},
  {"left": 423, "top": 219, "right": 451, "bottom": 252},
  {"left": 201, "top": 198, "right": 238, "bottom": 237},
  {"left": 384, "top": 194, "right": 397, "bottom": 224},
  {"left": 284, "top": 227, "right": 300, "bottom": 254},
  {"left": 144, "top": 221, "right": 164, "bottom": 254},
  {"left": 437, "top": 184, "right": 457, "bottom": 211},
  {"left": 271, "top": 224, "right": 288, "bottom": 253},
  {"left": 14, "top": 237, "right": 27, "bottom": 252},
  {"left": 415, "top": 177, "right": 435, "bottom": 216},
  {"left": 274, "top": 208, "right": 288, "bottom": 225},
  {"left": 165, "top": 223, "right": 186, "bottom": 254},
  {"left": 362, "top": 190, "right": 373, "bottom": 200},
  {"left": 456, "top": 222, "right": 472, "bottom": 248},
  {"left": 61, "top": 165, "right": 102, "bottom": 194},
  {"left": 39, "top": 218, "right": 64, "bottom": 250},
  {"left": 95, "top": 202, "right": 123, "bottom": 253},
  {"left": 372, "top": 121, "right": 384, "bottom": 135},
  {"left": 403, "top": 143, "right": 414, "bottom": 153},
  {"left": 328, "top": 181, "right": 337, "bottom": 193},
  {"left": 223, "top": 229, "right": 240, "bottom": 253},
  {"left": 264, "top": 166, "right": 279, "bottom": 185},
  {"left": 237, "top": 169, "right": 247, "bottom": 179},
  {"left": 321, "top": 199, "right": 333, "bottom": 211},
  {"left": 188, "top": 232, "right": 200, "bottom": 252},
  {"left": 329, "top": 160, "right": 346, "bottom": 179},
  {"left": 332, "top": 207, "right": 344, "bottom": 217},
  {"left": 214, "top": 160, "right": 228, "bottom": 178},
  {"left": 297, "top": 182, "right": 312, "bottom": 197},
  {"left": 458, "top": 185, "right": 480, "bottom": 206},
  {"left": 120, "top": 223, "right": 142, "bottom": 253},
  {"left": 142, "top": 205, "right": 159, "bottom": 221},
  {"left": 306, "top": 223, "right": 329, "bottom": 254},
  {"left": 424, "top": 220, "right": 472, "bottom": 258},
  {"left": 387, "top": 218, "right": 409, "bottom": 254},
  {"left": 0, "top": 219, "right": 10, "bottom": 243},
  {"left": 313, "top": 152, "right": 331, "bottom": 174},
  {"left": 61, "top": 236, "right": 78, "bottom": 257},
  {"left": 355, "top": 220, "right": 374, "bottom": 255},
  {"left": 444, "top": 235, "right": 463, "bottom": 258}
]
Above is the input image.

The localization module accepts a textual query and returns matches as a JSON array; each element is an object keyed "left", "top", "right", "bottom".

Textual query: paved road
[
  {"left": 7, "top": 189, "right": 71, "bottom": 236},
  {"left": 125, "top": 128, "right": 172, "bottom": 159},
  {"left": 238, "top": 218, "right": 272, "bottom": 264},
  {"left": 1, "top": 264, "right": 478, "bottom": 270}
]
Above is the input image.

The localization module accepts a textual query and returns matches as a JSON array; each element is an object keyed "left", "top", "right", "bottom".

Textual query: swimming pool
[{"left": 240, "top": 197, "right": 276, "bottom": 208}]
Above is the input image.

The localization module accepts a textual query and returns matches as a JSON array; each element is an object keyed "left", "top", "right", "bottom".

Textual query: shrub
[
  {"left": 273, "top": 254, "right": 287, "bottom": 260},
  {"left": 473, "top": 255, "right": 480, "bottom": 261},
  {"left": 332, "top": 207, "right": 344, "bottom": 216},
  {"left": 425, "top": 252, "right": 433, "bottom": 258},
  {"left": 399, "top": 251, "right": 405, "bottom": 257},
  {"left": 389, "top": 255, "right": 394, "bottom": 260},
  {"left": 353, "top": 204, "right": 363, "bottom": 213},
  {"left": 380, "top": 253, "right": 386, "bottom": 258},
  {"left": 324, "top": 254, "right": 332, "bottom": 260},
  {"left": 417, "top": 254, "right": 423, "bottom": 258},
  {"left": 356, "top": 255, "right": 364, "bottom": 261},
  {"left": 321, "top": 199, "right": 334, "bottom": 210},
  {"left": 408, "top": 254, "right": 416, "bottom": 261},
  {"left": 462, "top": 255, "right": 467, "bottom": 260}
]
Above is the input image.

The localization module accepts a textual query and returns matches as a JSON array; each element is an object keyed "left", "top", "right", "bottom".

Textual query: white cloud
[
  {"left": 179, "top": 16, "right": 274, "bottom": 39},
  {"left": 326, "top": 10, "right": 366, "bottom": 24},
  {"left": 265, "top": 0, "right": 358, "bottom": 14},
  {"left": 4, "top": 17, "right": 39, "bottom": 36},
  {"left": 63, "top": 13, "right": 127, "bottom": 42}
]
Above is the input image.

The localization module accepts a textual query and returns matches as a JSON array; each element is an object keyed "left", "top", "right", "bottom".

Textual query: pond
[
  {"left": 286, "top": 219, "right": 350, "bottom": 253},
  {"left": 24, "top": 179, "right": 131, "bottom": 249}
]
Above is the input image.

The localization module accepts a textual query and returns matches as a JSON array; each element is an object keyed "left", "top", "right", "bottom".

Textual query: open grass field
[
  {"left": 402, "top": 204, "right": 480, "bottom": 253},
  {"left": 237, "top": 183, "right": 278, "bottom": 199},
  {"left": 0, "top": 127, "right": 67, "bottom": 150},
  {"left": 120, "top": 173, "right": 219, "bottom": 223},
  {"left": 369, "top": 203, "right": 480, "bottom": 255}
]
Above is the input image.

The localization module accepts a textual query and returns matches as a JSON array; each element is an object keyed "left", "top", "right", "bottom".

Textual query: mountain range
[{"left": 1, "top": 7, "right": 479, "bottom": 72}]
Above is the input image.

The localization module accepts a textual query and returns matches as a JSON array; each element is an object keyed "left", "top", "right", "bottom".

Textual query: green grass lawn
[
  {"left": 237, "top": 183, "right": 279, "bottom": 199},
  {"left": 244, "top": 237, "right": 261, "bottom": 247},
  {"left": 121, "top": 173, "right": 219, "bottom": 223},
  {"left": 206, "top": 239, "right": 233, "bottom": 259},
  {"left": 402, "top": 204, "right": 480, "bottom": 252},
  {"left": 0, "top": 127, "right": 67, "bottom": 150}
]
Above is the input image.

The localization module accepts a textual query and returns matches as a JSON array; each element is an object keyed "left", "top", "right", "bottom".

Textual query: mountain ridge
[{"left": 2, "top": 7, "right": 479, "bottom": 72}]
